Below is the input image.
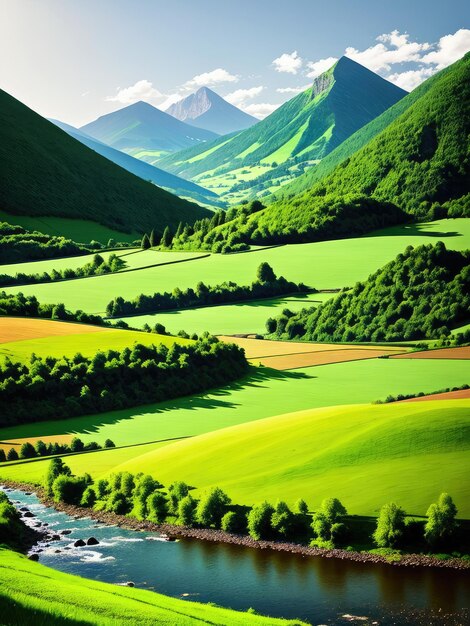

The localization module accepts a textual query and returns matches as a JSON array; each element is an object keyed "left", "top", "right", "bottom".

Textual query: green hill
[
  {"left": 113, "top": 400, "right": 470, "bottom": 517},
  {"left": 269, "top": 243, "right": 470, "bottom": 342},
  {"left": 158, "top": 57, "right": 405, "bottom": 203},
  {"left": 0, "top": 90, "right": 211, "bottom": 239},
  {"left": 192, "top": 53, "right": 469, "bottom": 248}
]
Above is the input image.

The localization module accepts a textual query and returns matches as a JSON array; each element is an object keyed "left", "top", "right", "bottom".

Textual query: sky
[{"left": 1, "top": 0, "right": 469, "bottom": 126}]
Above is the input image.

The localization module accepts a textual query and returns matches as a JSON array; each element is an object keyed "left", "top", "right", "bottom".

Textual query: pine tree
[{"left": 141, "top": 233, "right": 151, "bottom": 249}]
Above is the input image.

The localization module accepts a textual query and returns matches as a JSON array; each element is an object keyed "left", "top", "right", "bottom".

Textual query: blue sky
[{"left": 1, "top": 0, "right": 469, "bottom": 126}]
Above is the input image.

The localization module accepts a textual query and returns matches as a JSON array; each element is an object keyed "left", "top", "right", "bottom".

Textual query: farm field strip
[
  {"left": 217, "top": 335, "right": 408, "bottom": 358},
  {"left": 0, "top": 317, "right": 108, "bottom": 343},
  {"left": 256, "top": 347, "right": 408, "bottom": 370},
  {"left": 0, "top": 330, "right": 187, "bottom": 362},
  {"left": 400, "top": 388, "right": 470, "bottom": 402},
  {"left": 391, "top": 346, "right": 470, "bottom": 360},
  {"left": 2, "top": 219, "right": 468, "bottom": 315}
]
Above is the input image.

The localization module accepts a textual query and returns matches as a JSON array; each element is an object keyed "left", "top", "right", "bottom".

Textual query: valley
[{"left": 0, "top": 9, "right": 469, "bottom": 624}]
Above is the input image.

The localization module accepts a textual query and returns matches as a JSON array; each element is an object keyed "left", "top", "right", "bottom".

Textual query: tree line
[
  {"left": 106, "top": 262, "right": 310, "bottom": 318},
  {"left": 46, "top": 460, "right": 463, "bottom": 554},
  {"left": 0, "top": 335, "right": 248, "bottom": 426},
  {"left": 0, "top": 253, "right": 126, "bottom": 288},
  {"left": 0, "top": 436, "right": 115, "bottom": 463},
  {"left": 267, "top": 243, "right": 469, "bottom": 342}
]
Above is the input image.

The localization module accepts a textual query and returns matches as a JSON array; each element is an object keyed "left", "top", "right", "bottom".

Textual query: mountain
[
  {"left": 50, "top": 119, "right": 221, "bottom": 207},
  {"left": 175, "top": 53, "right": 470, "bottom": 251},
  {"left": 165, "top": 87, "right": 258, "bottom": 135},
  {"left": 158, "top": 57, "right": 406, "bottom": 203},
  {"left": 0, "top": 89, "right": 211, "bottom": 239},
  {"left": 80, "top": 101, "right": 219, "bottom": 160}
]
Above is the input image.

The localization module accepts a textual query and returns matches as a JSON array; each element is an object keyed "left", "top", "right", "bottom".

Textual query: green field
[
  {"left": 113, "top": 400, "right": 470, "bottom": 517},
  {"left": 2, "top": 219, "right": 468, "bottom": 316},
  {"left": 0, "top": 248, "right": 205, "bottom": 277},
  {"left": 0, "top": 210, "right": 139, "bottom": 244},
  {"left": 0, "top": 549, "right": 304, "bottom": 626},
  {"left": 117, "top": 293, "right": 332, "bottom": 336},
  {"left": 1, "top": 358, "right": 468, "bottom": 485},
  {"left": 0, "top": 329, "right": 189, "bottom": 363}
]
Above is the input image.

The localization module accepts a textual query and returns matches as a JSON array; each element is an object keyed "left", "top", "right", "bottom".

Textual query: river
[{"left": 4, "top": 488, "right": 469, "bottom": 625}]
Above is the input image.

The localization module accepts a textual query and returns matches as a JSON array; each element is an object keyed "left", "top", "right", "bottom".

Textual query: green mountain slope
[
  {"left": 270, "top": 243, "right": 470, "bottom": 342},
  {"left": 270, "top": 59, "right": 463, "bottom": 204},
  {"left": 192, "top": 53, "right": 469, "bottom": 249},
  {"left": 158, "top": 57, "right": 406, "bottom": 203},
  {"left": 0, "top": 90, "right": 211, "bottom": 238}
]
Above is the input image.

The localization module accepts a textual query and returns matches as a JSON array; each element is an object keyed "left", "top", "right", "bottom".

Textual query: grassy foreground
[
  {"left": 114, "top": 400, "right": 470, "bottom": 517},
  {"left": 0, "top": 549, "right": 307, "bottom": 625}
]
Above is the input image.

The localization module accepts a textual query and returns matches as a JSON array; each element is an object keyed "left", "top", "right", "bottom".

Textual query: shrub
[
  {"left": 374, "top": 502, "right": 406, "bottom": 548},
  {"left": 52, "top": 475, "right": 87, "bottom": 505},
  {"left": 44, "top": 458, "right": 71, "bottom": 496},
  {"left": 247, "top": 502, "right": 275, "bottom": 540},
  {"left": 146, "top": 492, "right": 168, "bottom": 523}
]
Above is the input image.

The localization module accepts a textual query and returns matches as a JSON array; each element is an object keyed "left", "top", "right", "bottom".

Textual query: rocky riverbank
[{"left": 2, "top": 480, "right": 469, "bottom": 571}]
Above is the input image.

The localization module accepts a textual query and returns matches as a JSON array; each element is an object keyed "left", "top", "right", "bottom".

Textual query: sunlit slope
[
  {"left": 2, "top": 219, "right": 468, "bottom": 315},
  {"left": 116, "top": 400, "right": 470, "bottom": 517},
  {"left": 0, "top": 550, "right": 305, "bottom": 626}
]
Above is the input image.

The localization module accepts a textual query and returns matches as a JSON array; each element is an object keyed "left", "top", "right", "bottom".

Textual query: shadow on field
[
  {"left": 1, "top": 367, "right": 314, "bottom": 440},
  {"left": 363, "top": 222, "right": 461, "bottom": 239}
]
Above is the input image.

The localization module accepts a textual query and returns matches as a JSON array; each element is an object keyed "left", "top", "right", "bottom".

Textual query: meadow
[
  {"left": 114, "top": 399, "right": 470, "bottom": 517},
  {"left": 0, "top": 549, "right": 304, "bottom": 626},
  {"left": 2, "top": 219, "right": 468, "bottom": 315},
  {"left": 1, "top": 357, "right": 468, "bottom": 489}
]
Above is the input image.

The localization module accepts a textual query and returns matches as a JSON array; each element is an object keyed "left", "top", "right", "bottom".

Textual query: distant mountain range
[
  {"left": 157, "top": 57, "right": 407, "bottom": 203},
  {"left": 0, "top": 89, "right": 210, "bottom": 240},
  {"left": 165, "top": 87, "right": 258, "bottom": 135},
  {"left": 50, "top": 119, "right": 220, "bottom": 207},
  {"left": 80, "top": 101, "right": 219, "bottom": 160}
]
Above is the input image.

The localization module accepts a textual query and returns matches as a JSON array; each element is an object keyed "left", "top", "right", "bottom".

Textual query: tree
[
  {"left": 146, "top": 492, "right": 168, "bottom": 523},
  {"left": 221, "top": 511, "right": 246, "bottom": 534},
  {"left": 45, "top": 458, "right": 71, "bottom": 496},
  {"left": 168, "top": 481, "right": 189, "bottom": 514},
  {"left": 104, "top": 439, "right": 115, "bottom": 448},
  {"left": 70, "top": 437, "right": 84, "bottom": 452},
  {"left": 160, "top": 226, "right": 173, "bottom": 248},
  {"left": 81, "top": 486, "right": 97, "bottom": 507},
  {"left": 295, "top": 499, "right": 309, "bottom": 515},
  {"left": 373, "top": 502, "right": 406, "bottom": 548},
  {"left": 0, "top": 449, "right": 6, "bottom": 463},
  {"left": 51, "top": 303, "right": 67, "bottom": 320},
  {"left": 34, "top": 440, "right": 47, "bottom": 456},
  {"left": 265, "top": 317, "right": 277, "bottom": 334},
  {"left": 52, "top": 475, "right": 87, "bottom": 505},
  {"left": 257, "top": 262, "right": 276, "bottom": 283},
  {"left": 149, "top": 229, "right": 157, "bottom": 247},
  {"left": 6, "top": 448, "right": 18, "bottom": 461},
  {"left": 424, "top": 493, "right": 458, "bottom": 547},
  {"left": 271, "top": 501, "right": 295, "bottom": 539},
  {"left": 19, "top": 442, "right": 36, "bottom": 459},
  {"left": 196, "top": 487, "right": 231, "bottom": 528},
  {"left": 178, "top": 495, "right": 196, "bottom": 526},
  {"left": 141, "top": 233, "right": 151, "bottom": 250},
  {"left": 247, "top": 502, "right": 275, "bottom": 540},
  {"left": 311, "top": 498, "right": 347, "bottom": 544}
]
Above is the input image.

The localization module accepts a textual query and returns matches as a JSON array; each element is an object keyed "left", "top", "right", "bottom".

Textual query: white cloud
[
  {"left": 421, "top": 28, "right": 470, "bottom": 69},
  {"left": 344, "top": 30, "right": 430, "bottom": 72},
  {"left": 276, "top": 84, "right": 311, "bottom": 94},
  {"left": 272, "top": 51, "right": 302, "bottom": 74},
  {"left": 243, "top": 102, "right": 280, "bottom": 119},
  {"left": 305, "top": 56, "right": 338, "bottom": 79},
  {"left": 224, "top": 86, "right": 264, "bottom": 107},
  {"left": 184, "top": 68, "right": 239, "bottom": 88},
  {"left": 106, "top": 79, "right": 166, "bottom": 105},
  {"left": 387, "top": 67, "right": 435, "bottom": 91}
]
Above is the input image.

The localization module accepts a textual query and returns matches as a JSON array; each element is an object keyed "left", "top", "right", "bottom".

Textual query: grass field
[
  {"left": 113, "top": 400, "right": 470, "bottom": 517},
  {"left": 117, "top": 293, "right": 331, "bottom": 336},
  {"left": 0, "top": 549, "right": 304, "bottom": 626},
  {"left": 2, "top": 219, "right": 468, "bottom": 315},
  {"left": 0, "top": 210, "right": 139, "bottom": 243},
  {"left": 0, "top": 248, "right": 205, "bottom": 276},
  {"left": 1, "top": 358, "right": 468, "bottom": 483},
  {"left": 0, "top": 319, "right": 189, "bottom": 362}
]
